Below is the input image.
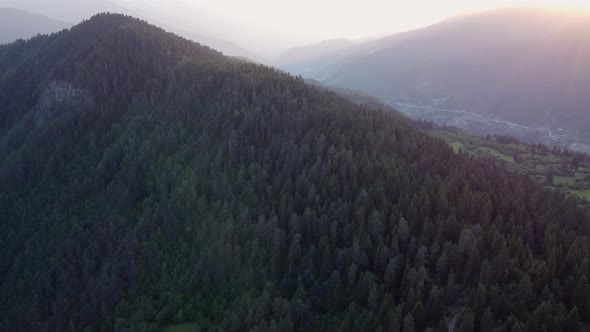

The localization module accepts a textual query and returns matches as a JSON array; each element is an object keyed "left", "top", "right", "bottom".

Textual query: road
[
  {"left": 448, "top": 310, "right": 464, "bottom": 332},
  {"left": 393, "top": 102, "right": 544, "bottom": 131},
  {"left": 547, "top": 130, "right": 590, "bottom": 144},
  {"left": 394, "top": 102, "right": 590, "bottom": 146}
]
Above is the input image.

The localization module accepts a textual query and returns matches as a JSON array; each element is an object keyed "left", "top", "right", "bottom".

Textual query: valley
[
  {"left": 277, "top": 8, "right": 590, "bottom": 150},
  {"left": 395, "top": 102, "right": 590, "bottom": 154},
  {"left": 320, "top": 79, "right": 590, "bottom": 203}
]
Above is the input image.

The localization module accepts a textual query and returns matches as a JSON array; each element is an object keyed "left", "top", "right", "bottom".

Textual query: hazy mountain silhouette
[
  {"left": 278, "top": 7, "right": 590, "bottom": 138},
  {"left": 165, "top": 27, "right": 265, "bottom": 61},
  {"left": 0, "top": 0, "right": 127, "bottom": 22},
  {"left": 0, "top": 0, "right": 266, "bottom": 60},
  {"left": 273, "top": 38, "right": 358, "bottom": 67},
  {"left": 0, "top": 7, "right": 70, "bottom": 44}
]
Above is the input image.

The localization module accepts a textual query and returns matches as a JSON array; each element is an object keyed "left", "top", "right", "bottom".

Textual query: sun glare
[{"left": 518, "top": 0, "right": 590, "bottom": 12}]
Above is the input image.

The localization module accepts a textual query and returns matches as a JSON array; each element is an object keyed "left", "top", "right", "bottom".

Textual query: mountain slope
[
  {"left": 1, "top": 14, "right": 589, "bottom": 331},
  {"left": 280, "top": 8, "right": 590, "bottom": 139},
  {"left": 274, "top": 39, "right": 357, "bottom": 68},
  {"left": 169, "top": 26, "right": 264, "bottom": 61},
  {"left": 0, "top": 0, "right": 128, "bottom": 22},
  {"left": 0, "top": 0, "right": 265, "bottom": 61},
  {"left": 0, "top": 7, "right": 70, "bottom": 44}
]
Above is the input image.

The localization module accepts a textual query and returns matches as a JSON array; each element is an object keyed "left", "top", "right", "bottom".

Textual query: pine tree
[
  {"left": 480, "top": 307, "right": 494, "bottom": 332},
  {"left": 402, "top": 314, "right": 415, "bottom": 332},
  {"left": 563, "top": 307, "right": 580, "bottom": 332},
  {"left": 573, "top": 276, "right": 590, "bottom": 322},
  {"left": 460, "top": 308, "right": 474, "bottom": 332}
]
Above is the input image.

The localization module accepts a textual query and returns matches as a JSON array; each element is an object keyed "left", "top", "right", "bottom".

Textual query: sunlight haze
[{"left": 122, "top": 0, "right": 590, "bottom": 40}]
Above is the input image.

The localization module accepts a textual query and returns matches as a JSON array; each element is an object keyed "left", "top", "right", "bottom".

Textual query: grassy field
[
  {"left": 449, "top": 141, "right": 514, "bottom": 163},
  {"left": 431, "top": 128, "right": 590, "bottom": 204},
  {"left": 451, "top": 142, "right": 464, "bottom": 153},
  {"left": 554, "top": 176, "right": 577, "bottom": 186},
  {"left": 162, "top": 323, "right": 201, "bottom": 332},
  {"left": 475, "top": 147, "right": 514, "bottom": 162},
  {"left": 570, "top": 189, "right": 590, "bottom": 201}
]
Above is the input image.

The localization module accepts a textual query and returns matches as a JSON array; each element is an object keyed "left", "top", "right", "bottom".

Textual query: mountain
[
  {"left": 278, "top": 8, "right": 590, "bottom": 140},
  {"left": 0, "top": 0, "right": 266, "bottom": 61},
  {"left": 1, "top": 13, "right": 589, "bottom": 331},
  {"left": 0, "top": 0, "right": 127, "bottom": 22},
  {"left": 274, "top": 39, "right": 358, "bottom": 69},
  {"left": 118, "top": 0, "right": 310, "bottom": 56},
  {"left": 167, "top": 27, "right": 265, "bottom": 61},
  {"left": 0, "top": 7, "right": 70, "bottom": 44}
]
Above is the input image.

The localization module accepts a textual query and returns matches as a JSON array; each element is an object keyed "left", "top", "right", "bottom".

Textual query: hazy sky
[{"left": 127, "top": 0, "right": 590, "bottom": 40}]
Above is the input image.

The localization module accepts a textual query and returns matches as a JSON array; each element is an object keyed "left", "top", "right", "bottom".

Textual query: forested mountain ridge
[
  {"left": 0, "top": 0, "right": 266, "bottom": 60},
  {"left": 1, "top": 13, "right": 589, "bottom": 332}
]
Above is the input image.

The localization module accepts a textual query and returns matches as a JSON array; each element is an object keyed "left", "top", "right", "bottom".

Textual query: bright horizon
[
  {"left": 125, "top": 0, "right": 590, "bottom": 40},
  {"left": 5, "top": 0, "right": 589, "bottom": 55}
]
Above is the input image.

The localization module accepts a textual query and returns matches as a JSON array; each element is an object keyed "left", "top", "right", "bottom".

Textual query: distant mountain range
[
  {"left": 0, "top": 0, "right": 126, "bottom": 22},
  {"left": 0, "top": 0, "right": 267, "bottom": 60},
  {"left": 0, "top": 7, "right": 70, "bottom": 44},
  {"left": 273, "top": 38, "right": 358, "bottom": 68},
  {"left": 164, "top": 27, "right": 264, "bottom": 62},
  {"left": 277, "top": 8, "right": 590, "bottom": 139}
]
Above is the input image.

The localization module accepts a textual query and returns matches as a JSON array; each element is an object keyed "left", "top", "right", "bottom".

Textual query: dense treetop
[{"left": 0, "top": 13, "right": 589, "bottom": 332}]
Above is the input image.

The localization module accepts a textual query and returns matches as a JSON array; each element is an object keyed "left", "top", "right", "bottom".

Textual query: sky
[
  {"left": 126, "top": 0, "right": 590, "bottom": 40},
  {"left": 5, "top": 0, "right": 587, "bottom": 56}
]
